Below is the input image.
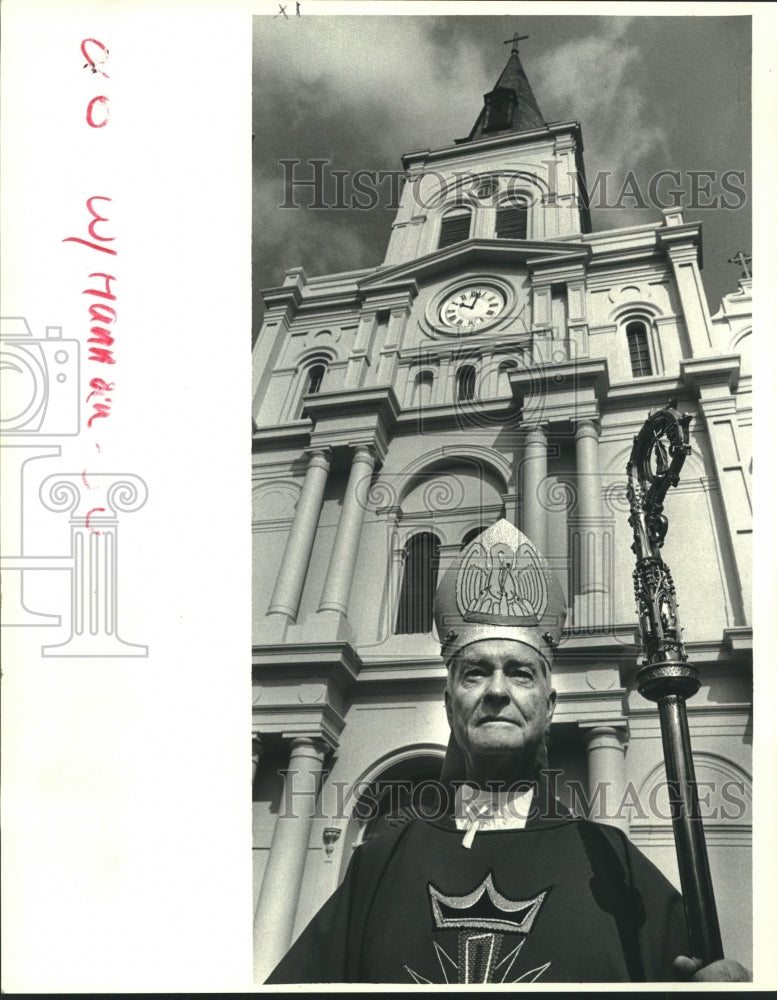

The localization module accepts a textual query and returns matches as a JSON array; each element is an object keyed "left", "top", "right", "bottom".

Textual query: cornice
[
  {"left": 356, "top": 657, "right": 446, "bottom": 685},
  {"left": 253, "top": 640, "right": 363, "bottom": 678},
  {"left": 680, "top": 355, "right": 740, "bottom": 395},
  {"left": 722, "top": 627, "right": 753, "bottom": 658},
  {"left": 604, "top": 375, "right": 689, "bottom": 412},
  {"left": 251, "top": 703, "right": 346, "bottom": 752},
  {"left": 305, "top": 385, "right": 400, "bottom": 464},
  {"left": 252, "top": 640, "right": 364, "bottom": 751},
  {"left": 627, "top": 702, "right": 752, "bottom": 720},
  {"left": 394, "top": 398, "right": 515, "bottom": 432},
  {"left": 525, "top": 249, "right": 591, "bottom": 275},
  {"left": 398, "top": 328, "right": 532, "bottom": 361},
  {"left": 401, "top": 119, "right": 584, "bottom": 165},
  {"left": 359, "top": 278, "right": 419, "bottom": 304},
  {"left": 260, "top": 283, "right": 304, "bottom": 313},
  {"left": 289, "top": 290, "right": 363, "bottom": 312},
  {"left": 510, "top": 356, "right": 609, "bottom": 424},
  {"left": 359, "top": 239, "right": 591, "bottom": 291},
  {"left": 252, "top": 421, "right": 312, "bottom": 453},
  {"left": 656, "top": 222, "right": 703, "bottom": 261}
]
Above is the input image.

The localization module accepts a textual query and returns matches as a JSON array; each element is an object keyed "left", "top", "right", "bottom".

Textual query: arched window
[
  {"left": 394, "top": 532, "right": 440, "bottom": 634},
  {"left": 412, "top": 370, "right": 434, "bottom": 408},
  {"left": 456, "top": 364, "right": 476, "bottom": 402},
  {"left": 496, "top": 198, "right": 528, "bottom": 240},
  {"left": 497, "top": 358, "right": 518, "bottom": 396},
  {"left": 460, "top": 525, "right": 489, "bottom": 550},
  {"left": 299, "top": 361, "right": 327, "bottom": 418},
  {"left": 438, "top": 207, "right": 472, "bottom": 250},
  {"left": 626, "top": 321, "right": 653, "bottom": 377}
]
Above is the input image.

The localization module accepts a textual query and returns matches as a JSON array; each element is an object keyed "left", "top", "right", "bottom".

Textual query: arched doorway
[{"left": 337, "top": 747, "right": 447, "bottom": 884}]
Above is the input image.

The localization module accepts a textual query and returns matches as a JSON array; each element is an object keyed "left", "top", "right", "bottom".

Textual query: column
[
  {"left": 583, "top": 725, "right": 628, "bottom": 833},
  {"left": 575, "top": 420, "right": 602, "bottom": 520},
  {"left": 521, "top": 426, "right": 547, "bottom": 554},
  {"left": 267, "top": 448, "right": 331, "bottom": 621},
  {"left": 572, "top": 420, "right": 610, "bottom": 628},
  {"left": 253, "top": 737, "right": 328, "bottom": 982},
  {"left": 317, "top": 445, "right": 376, "bottom": 615}
]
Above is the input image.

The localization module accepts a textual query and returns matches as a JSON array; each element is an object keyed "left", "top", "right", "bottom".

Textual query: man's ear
[
  {"left": 545, "top": 687, "right": 557, "bottom": 729},
  {"left": 444, "top": 685, "right": 452, "bottom": 728}
]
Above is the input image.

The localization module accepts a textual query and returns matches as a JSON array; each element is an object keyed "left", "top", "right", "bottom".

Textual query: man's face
[{"left": 445, "top": 638, "right": 556, "bottom": 772}]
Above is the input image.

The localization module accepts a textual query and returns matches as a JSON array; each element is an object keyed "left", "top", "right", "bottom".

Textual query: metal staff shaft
[{"left": 627, "top": 400, "right": 723, "bottom": 965}]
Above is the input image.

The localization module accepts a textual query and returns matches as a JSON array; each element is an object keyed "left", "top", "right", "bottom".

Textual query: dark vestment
[{"left": 267, "top": 790, "right": 688, "bottom": 984}]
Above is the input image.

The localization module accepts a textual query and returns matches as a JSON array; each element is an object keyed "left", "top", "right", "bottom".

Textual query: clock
[{"left": 439, "top": 285, "right": 506, "bottom": 330}]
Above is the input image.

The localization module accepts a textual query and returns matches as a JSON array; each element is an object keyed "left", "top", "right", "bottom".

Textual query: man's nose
[{"left": 483, "top": 669, "right": 509, "bottom": 700}]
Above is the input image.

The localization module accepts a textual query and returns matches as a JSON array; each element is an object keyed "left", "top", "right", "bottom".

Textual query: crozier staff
[{"left": 266, "top": 519, "right": 749, "bottom": 984}]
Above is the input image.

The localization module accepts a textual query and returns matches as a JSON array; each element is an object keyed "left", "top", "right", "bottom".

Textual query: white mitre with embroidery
[{"left": 433, "top": 518, "right": 566, "bottom": 668}]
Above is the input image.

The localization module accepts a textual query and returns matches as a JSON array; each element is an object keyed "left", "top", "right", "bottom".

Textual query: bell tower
[{"left": 383, "top": 32, "right": 590, "bottom": 268}]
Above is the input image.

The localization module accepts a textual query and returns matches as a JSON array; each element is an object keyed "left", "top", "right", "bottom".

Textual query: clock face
[{"left": 439, "top": 285, "right": 506, "bottom": 330}]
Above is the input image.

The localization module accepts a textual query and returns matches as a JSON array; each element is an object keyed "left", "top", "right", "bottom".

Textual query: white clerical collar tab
[{"left": 454, "top": 783, "right": 534, "bottom": 840}]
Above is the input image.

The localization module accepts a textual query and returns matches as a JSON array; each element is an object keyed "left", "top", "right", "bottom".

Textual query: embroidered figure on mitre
[
  {"left": 459, "top": 539, "right": 548, "bottom": 625},
  {"left": 434, "top": 518, "right": 566, "bottom": 664}
]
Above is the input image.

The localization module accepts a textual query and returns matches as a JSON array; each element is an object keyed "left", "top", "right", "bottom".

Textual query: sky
[{"left": 252, "top": 13, "right": 752, "bottom": 333}]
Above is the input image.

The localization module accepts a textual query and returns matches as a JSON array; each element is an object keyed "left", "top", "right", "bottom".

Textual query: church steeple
[{"left": 464, "top": 32, "right": 545, "bottom": 142}]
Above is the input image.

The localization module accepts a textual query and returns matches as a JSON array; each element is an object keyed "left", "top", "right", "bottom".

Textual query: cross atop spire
[
  {"left": 463, "top": 34, "right": 545, "bottom": 142},
  {"left": 503, "top": 31, "right": 529, "bottom": 54},
  {"left": 727, "top": 250, "right": 752, "bottom": 280}
]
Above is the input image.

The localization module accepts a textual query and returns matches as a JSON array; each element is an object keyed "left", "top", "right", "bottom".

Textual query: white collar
[{"left": 454, "top": 783, "right": 535, "bottom": 847}]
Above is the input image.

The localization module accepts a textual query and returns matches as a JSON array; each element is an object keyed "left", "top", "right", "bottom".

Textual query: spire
[{"left": 465, "top": 33, "right": 546, "bottom": 142}]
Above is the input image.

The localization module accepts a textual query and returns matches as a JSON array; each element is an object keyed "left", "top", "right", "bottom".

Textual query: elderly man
[{"left": 266, "top": 520, "right": 749, "bottom": 984}]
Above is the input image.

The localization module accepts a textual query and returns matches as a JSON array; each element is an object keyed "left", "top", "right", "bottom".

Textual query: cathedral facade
[{"left": 251, "top": 40, "right": 752, "bottom": 981}]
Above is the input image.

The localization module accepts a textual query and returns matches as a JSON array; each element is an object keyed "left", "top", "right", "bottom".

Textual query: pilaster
[{"left": 681, "top": 356, "right": 750, "bottom": 624}]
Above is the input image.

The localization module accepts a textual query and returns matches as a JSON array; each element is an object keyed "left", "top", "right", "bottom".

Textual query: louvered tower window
[
  {"left": 626, "top": 321, "right": 653, "bottom": 377},
  {"left": 438, "top": 208, "right": 472, "bottom": 249},
  {"left": 496, "top": 202, "right": 528, "bottom": 239},
  {"left": 394, "top": 532, "right": 441, "bottom": 634},
  {"left": 483, "top": 87, "right": 517, "bottom": 132}
]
